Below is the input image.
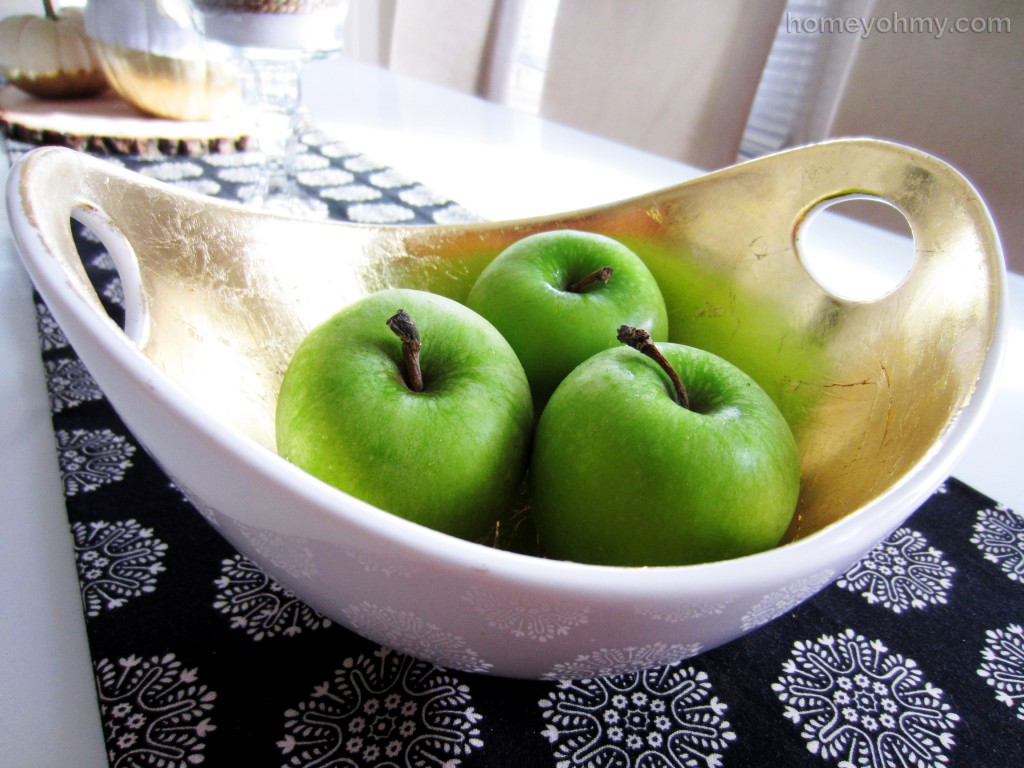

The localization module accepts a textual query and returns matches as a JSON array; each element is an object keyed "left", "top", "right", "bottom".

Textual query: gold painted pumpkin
[
  {"left": 0, "top": 2, "right": 109, "bottom": 99},
  {"left": 84, "top": 0, "right": 242, "bottom": 121}
]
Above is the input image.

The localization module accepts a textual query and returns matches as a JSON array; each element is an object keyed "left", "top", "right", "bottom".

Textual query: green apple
[
  {"left": 275, "top": 288, "right": 534, "bottom": 542},
  {"left": 529, "top": 326, "right": 800, "bottom": 566},
  {"left": 465, "top": 229, "right": 669, "bottom": 407}
]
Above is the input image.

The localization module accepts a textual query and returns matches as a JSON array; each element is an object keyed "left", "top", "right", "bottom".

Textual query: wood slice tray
[{"left": 0, "top": 86, "right": 252, "bottom": 156}]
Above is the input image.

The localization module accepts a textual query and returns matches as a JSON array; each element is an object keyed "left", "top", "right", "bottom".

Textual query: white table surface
[{"left": 2, "top": 56, "right": 1021, "bottom": 765}]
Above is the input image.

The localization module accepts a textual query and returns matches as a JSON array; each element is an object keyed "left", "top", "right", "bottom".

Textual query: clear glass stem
[{"left": 243, "top": 55, "right": 309, "bottom": 203}]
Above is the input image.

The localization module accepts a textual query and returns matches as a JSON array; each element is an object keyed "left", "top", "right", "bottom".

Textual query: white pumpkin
[
  {"left": 0, "top": 2, "right": 108, "bottom": 99},
  {"left": 83, "top": 0, "right": 242, "bottom": 121},
  {"left": 84, "top": 0, "right": 202, "bottom": 57}
]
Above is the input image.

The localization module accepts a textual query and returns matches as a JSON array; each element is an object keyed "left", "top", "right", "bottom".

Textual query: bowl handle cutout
[
  {"left": 794, "top": 194, "right": 916, "bottom": 303},
  {"left": 69, "top": 202, "right": 149, "bottom": 348}
]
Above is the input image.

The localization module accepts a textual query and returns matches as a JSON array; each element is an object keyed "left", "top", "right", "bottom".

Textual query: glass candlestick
[{"left": 187, "top": 0, "right": 351, "bottom": 217}]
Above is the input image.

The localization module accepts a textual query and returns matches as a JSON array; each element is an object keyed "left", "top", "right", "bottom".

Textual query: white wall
[{"left": 1, "top": 0, "right": 85, "bottom": 14}]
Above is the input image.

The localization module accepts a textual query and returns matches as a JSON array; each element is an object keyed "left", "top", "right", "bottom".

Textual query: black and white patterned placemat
[{"left": 12, "top": 132, "right": 1024, "bottom": 767}]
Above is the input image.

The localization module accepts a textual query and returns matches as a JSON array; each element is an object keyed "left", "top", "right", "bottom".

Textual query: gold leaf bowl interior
[{"left": 6, "top": 139, "right": 1005, "bottom": 678}]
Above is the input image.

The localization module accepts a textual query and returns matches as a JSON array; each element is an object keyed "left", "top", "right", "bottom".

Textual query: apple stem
[
  {"left": 617, "top": 325, "right": 690, "bottom": 409},
  {"left": 568, "top": 266, "right": 613, "bottom": 293},
  {"left": 43, "top": 0, "right": 58, "bottom": 20},
  {"left": 386, "top": 309, "right": 424, "bottom": 393}
]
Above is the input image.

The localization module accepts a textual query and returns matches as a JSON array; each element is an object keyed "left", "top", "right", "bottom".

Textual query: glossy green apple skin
[
  {"left": 530, "top": 344, "right": 800, "bottom": 566},
  {"left": 465, "top": 230, "right": 669, "bottom": 407},
  {"left": 275, "top": 288, "right": 534, "bottom": 542}
]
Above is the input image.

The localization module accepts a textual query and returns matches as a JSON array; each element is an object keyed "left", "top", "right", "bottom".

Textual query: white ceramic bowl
[{"left": 6, "top": 140, "right": 1005, "bottom": 679}]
